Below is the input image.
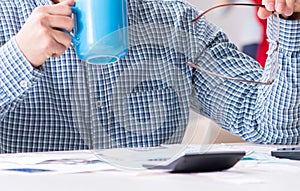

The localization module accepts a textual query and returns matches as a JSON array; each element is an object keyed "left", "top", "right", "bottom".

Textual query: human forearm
[
  {"left": 236, "top": 16, "right": 300, "bottom": 144},
  {"left": 193, "top": 15, "right": 300, "bottom": 144},
  {"left": 252, "top": 15, "right": 300, "bottom": 144}
]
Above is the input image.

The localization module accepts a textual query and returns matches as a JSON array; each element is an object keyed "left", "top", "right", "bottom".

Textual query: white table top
[{"left": 0, "top": 143, "right": 299, "bottom": 191}]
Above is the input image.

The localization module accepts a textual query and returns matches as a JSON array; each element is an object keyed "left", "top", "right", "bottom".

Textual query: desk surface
[{"left": 0, "top": 143, "right": 299, "bottom": 191}]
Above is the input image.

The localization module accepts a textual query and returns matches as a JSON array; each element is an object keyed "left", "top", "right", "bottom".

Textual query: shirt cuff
[
  {"left": 268, "top": 14, "right": 300, "bottom": 52},
  {"left": 0, "top": 37, "right": 44, "bottom": 103}
]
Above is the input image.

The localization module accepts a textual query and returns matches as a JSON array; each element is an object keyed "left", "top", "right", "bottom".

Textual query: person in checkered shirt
[{"left": 0, "top": 0, "right": 299, "bottom": 153}]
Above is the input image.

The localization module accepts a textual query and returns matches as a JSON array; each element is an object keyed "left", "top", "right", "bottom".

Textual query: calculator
[{"left": 144, "top": 151, "right": 246, "bottom": 173}]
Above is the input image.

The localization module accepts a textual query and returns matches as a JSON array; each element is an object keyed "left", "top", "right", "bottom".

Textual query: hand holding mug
[{"left": 15, "top": 0, "right": 75, "bottom": 67}]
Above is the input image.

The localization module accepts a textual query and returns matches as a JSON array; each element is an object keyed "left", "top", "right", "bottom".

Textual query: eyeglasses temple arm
[
  {"left": 192, "top": 3, "right": 265, "bottom": 22},
  {"left": 186, "top": 62, "right": 274, "bottom": 85}
]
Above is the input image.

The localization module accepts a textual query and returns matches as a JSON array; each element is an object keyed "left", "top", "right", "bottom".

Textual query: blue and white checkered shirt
[{"left": 0, "top": 0, "right": 299, "bottom": 153}]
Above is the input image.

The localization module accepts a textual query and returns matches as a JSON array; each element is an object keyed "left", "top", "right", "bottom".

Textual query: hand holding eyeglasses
[{"left": 258, "top": 0, "right": 300, "bottom": 19}]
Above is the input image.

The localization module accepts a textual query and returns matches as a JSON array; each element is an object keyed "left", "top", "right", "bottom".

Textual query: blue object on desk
[{"left": 4, "top": 168, "right": 53, "bottom": 173}]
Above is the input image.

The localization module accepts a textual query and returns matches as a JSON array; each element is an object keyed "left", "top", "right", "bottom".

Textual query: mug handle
[{"left": 69, "top": 6, "right": 80, "bottom": 46}]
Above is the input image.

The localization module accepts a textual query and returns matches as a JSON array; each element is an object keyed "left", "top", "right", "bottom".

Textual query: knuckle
[
  {"left": 38, "top": 14, "right": 49, "bottom": 26},
  {"left": 32, "top": 6, "right": 51, "bottom": 26},
  {"left": 33, "top": 12, "right": 49, "bottom": 27}
]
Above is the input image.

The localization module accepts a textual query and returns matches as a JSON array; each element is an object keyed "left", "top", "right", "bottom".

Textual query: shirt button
[
  {"left": 96, "top": 101, "right": 102, "bottom": 108},
  {"left": 20, "top": 80, "right": 28, "bottom": 88}
]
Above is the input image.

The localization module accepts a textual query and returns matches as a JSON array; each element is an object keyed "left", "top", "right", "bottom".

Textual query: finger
[
  {"left": 48, "top": 15, "right": 74, "bottom": 32},
  {"left": 52, "top": 30, "right": 72, "bottom": 50},
  {"left": 35, "top": 4, "right": 72, "bottom": 17},
  {"left": 257, "top": 7, "right": 273, "bottom": 19},
  {"left": 274, "top": 0, "right": 290, "bottom": 15},
  {"left": 285, "top": 0, "right": 296, "bottom": 15},
  {"left": 262, "top": 0, "right": 276, "bottom": 11},
  {"left": 51, "top": 42, "right": 68, "bottom": 58},
  {"left": 59, "top": 0, "right": 75, "bottom": 6},
  {"left": 49, "top": 4, "right": 72, "bottom": 16},
  {"left": 41, "top": 30, "right": 70, "bottom": 60},
  {"left": 258, "top": 0, "right": 274, "bottom": 19}
]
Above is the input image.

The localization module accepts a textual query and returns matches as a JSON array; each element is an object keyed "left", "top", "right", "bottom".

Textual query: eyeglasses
[{"left": 186, "top": 3, "right": 280, "bottom": 85}]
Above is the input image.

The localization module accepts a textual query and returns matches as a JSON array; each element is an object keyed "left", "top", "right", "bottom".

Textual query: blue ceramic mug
[{"left": 71, "top": 0, "right": 128, "bottom": 64}]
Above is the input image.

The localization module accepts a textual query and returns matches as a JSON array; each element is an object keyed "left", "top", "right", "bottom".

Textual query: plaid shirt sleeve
[
  {"left": 0, "top": 38, "right": 44, "bottom": 117},
  {"left": 241, "top": 16, "right": 300, "bottom": 144},
  {"left": 0, "top": 0, "right": 45, "bottom": 119},
  {"left": 194, "top": 15, "right": 300, "bottom": 144},
  {"left": 254, "top": 17, "right": 300, "bottom": 144}
]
